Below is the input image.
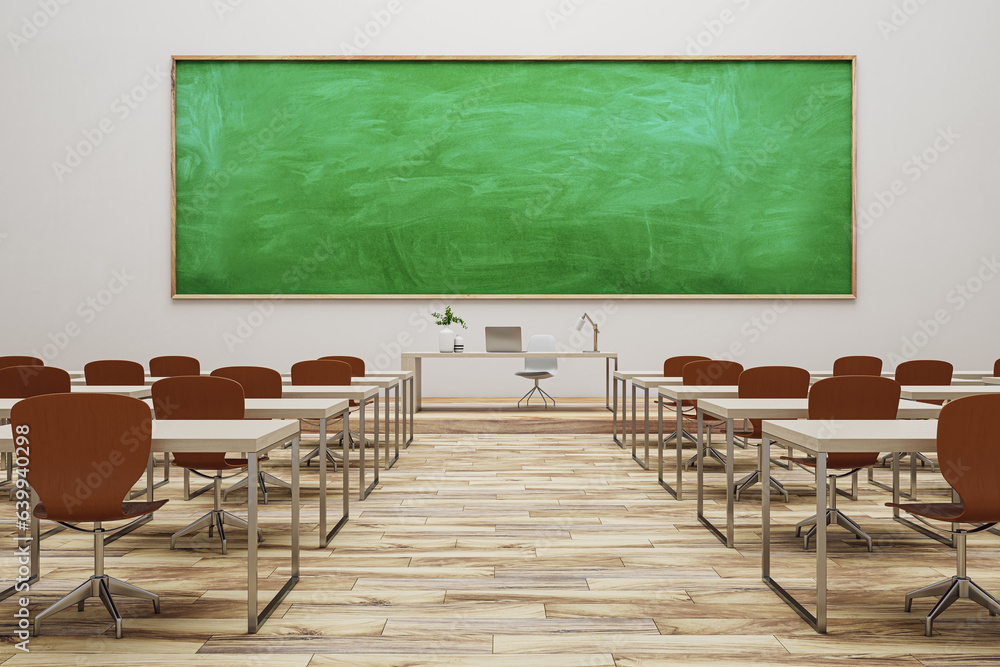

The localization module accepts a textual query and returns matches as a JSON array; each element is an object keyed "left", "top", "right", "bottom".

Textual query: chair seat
[
  {"left": 34, "top": 499, "right": 168, "bottom": 522},
  {"left": 515, "top": 371, "right": 553, "bottom": 379},
  {"left": 886, "top": 501, "right": 965, "bottom": 521}
]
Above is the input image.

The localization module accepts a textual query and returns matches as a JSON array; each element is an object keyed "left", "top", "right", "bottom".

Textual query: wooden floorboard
[{"left": 1, "top": 399, "right": 998, "bottom": 664}]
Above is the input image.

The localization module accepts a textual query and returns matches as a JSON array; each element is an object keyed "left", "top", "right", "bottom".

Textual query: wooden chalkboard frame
[{"left": 171, "top": 55, "right": 857, "bottom": 300}]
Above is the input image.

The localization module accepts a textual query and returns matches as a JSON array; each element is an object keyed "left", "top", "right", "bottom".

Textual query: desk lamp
[{"left": 574, "top": 313, "right": 600, "bottom": 352}]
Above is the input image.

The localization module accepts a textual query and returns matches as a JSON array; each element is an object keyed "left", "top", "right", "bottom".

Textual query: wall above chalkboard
[{"left": 171, "top": 56, "right": 856, "bottom": 299}]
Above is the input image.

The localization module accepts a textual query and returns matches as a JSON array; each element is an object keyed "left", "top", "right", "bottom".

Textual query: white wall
[{"left": 2, "top": 0, "right": 998, "bottom": 397}]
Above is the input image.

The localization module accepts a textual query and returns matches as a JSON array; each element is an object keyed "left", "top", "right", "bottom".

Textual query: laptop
[{"left": 485, "top": 326, "right": 523, "bottom": 353}]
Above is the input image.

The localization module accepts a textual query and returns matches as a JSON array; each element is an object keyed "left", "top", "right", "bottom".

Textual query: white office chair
[{"left": 515, "top": 334, "right": 558, "bottom": 408}]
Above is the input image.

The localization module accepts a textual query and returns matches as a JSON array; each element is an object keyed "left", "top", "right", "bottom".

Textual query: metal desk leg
[
  {"left": 891, "top": 450, "right": 952, "bottom": 547},
  {"left": 630, "top": 384, "right": 638, "bottom": 463},
  {"left": 605, "top": 357, "right": 613, "bottom": 411},
  {"left": 385, "top": 384, "right": 399, "bottom": 469},
  {"left": 698, "top": 415, "right": 735, "bottom": 548},
  {"left": 320, "top": 414, "right": 350, "bottom": 547},
  {"left": 612, "top": 376, "right": 623, "bottom": 448},
  {"left": 359, "top": 396, "right": 379, "bottom": 500},
  {"left": 407, "top": 376, "right": 415, "bottom": 446},
  {"left": 657, "top": 400, "right": 684, "bottom": 500},
  {"left": 399, "top": 376, "right": 408, "bottom": 448},
  {"left": 633, "top": 386, "right": 649, "bottom": 469},
  {"left": 247, "top": 437, "right": 299, "bottom": 633}
]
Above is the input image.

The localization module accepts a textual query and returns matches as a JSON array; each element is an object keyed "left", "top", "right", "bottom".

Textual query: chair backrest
[
  {"left": 319, "top": 356, "right": 365, "bottom": 377},
  {"left": 211, "top": 366, "right": 282, "bottom": 398},
  {"left": 808, "top": 376, "right": 900, "bottom": 469},
  {"left": 149, "top": 355, "right": 200, "bottom": 377},
  {"left": 290, "top": 359, "right": 352, "bottom": 386},
  {"left": 936, "top": 395, "right": 1000, "bottom": 523},
  {"left": 11, "top": 393, "right": 152, "bottom": 523},
  {"left": 894, "top": 360, "right": 953, "bottom": 406},
  {"left": 663, "top": 355, "right": 710, "bottom": 377},
  {"left": 994, "top": 358, "right": 1000, "bottom": 377},
  {"left": 682, "top": 360, "right": 743, "bottom": 386},
  {"left": 85, "top": 359, "right": 145, "bottom": 386},
  {"left": 832, "top": 355, "right": 882, "bottom": 377},
  {"left": 736, "top": 366, "right": 811, "bottom": 439},
  {"left": 0, "top": 356, "right": 43, "bottom": 370},
  {"left": 523, "top": 335, "right": 558, "bottom": 374},
  {"left": 151, "top": 376, "right": 244, "bottom": 470},
  {"left": 0, "top": 366, "right": 71, "bottom": 398}
]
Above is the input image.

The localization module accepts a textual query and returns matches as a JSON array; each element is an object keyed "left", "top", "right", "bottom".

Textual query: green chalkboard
[{"left": 172, "top": 57, "right": 855, "bottom": 298}]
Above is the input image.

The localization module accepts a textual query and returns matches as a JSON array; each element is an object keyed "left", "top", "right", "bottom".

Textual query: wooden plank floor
[{"left": 2, "top": 400, "right": 1000, "bottom": 665}]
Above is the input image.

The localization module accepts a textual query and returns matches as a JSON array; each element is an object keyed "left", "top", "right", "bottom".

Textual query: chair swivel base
[
  {"left": 34, "top": 574, "right": 159, "bottom": 639},
  {"left": 905, "top": 575, "right": 1000, "bottom": 636},
  {"left": 734, "top": 469, "right": 789, "bottom": 502},
  {"left": 796, "top": 508, "right": 873, "bottom": 552},
  {"left": 683, "top": 445, "right": 727, "bottom": 470},
  {"left": 518, "top": 384, "right": 555, "bottom": 408},
  {"left": 224, "top": 471, "right": 292, "bottom": 503},
  {"left": 171, "top": 509, "right": 263, "bottom": 555}
]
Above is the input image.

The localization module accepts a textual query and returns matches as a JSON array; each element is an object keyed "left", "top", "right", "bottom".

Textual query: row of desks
[{"left": 610, "top": 371, "right": 1000, "bottom": 635}]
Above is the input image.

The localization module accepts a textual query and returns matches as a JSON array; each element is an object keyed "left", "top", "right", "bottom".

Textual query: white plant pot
[{"left": 438, "top": 326, "right": 456, "bottom": 353}]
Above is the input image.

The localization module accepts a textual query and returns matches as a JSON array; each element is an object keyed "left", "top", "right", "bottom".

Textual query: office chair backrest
[
  {"left": 682, "top": 360, "right": 743, "bottom": 386},
  {"left": 319, "top": 356, "right": 365, "bottom": 377},
  {"left": 936, "top": 395, "right": 1000, "bottom": 523},
  {"left": 663, "top": 355, "right": 710, "bottom": 377},
  {"left": 0, "top": 356, "right": 43, "bottom": 370},
  {"left": 85, "top": 359, "right": 145, "bottom": 386},
  {"left": 11, "top": 393, "right": 153, "bottom": 523},
  {"left": 291, "top": 359, "right": 352, "bottom": 386},
  {"left": 736, "top": 366, "right": 811, "bottom": 440},
  {"left": 149, "top": 355, "right": 200, "bottom": 377},
  {"left": 895, "top": 360, "right": 953, "bottom": 406},
  {"left": 832, "top": 355, "right": 882, "bottom": 377},
  {"left": 211, "top": 366, "right": 282, "bottom": 398},
  {"left": 151, "top": 376, "right": 244, "bottom": 421},
  {"left": 808, "top": 376, "right": 900, "bottom": 469},
  {"left": 523, "top": 335, "right": 558, "bottom": 374},
  {"left": 994, "top": 358, "right": 1000, "bottom": 378},
  {"left": 0, "top": 366, "right": 70, "bottom": 398}
]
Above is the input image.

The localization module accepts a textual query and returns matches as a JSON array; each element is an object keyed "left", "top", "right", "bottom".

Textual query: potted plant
[{"left": 432, "top": 306, "right": 467, "bottom": 353}]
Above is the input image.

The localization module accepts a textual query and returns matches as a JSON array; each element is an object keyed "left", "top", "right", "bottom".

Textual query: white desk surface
[
  {"left": 366, "top": 370, "right": 415, "bottom": 379},
  {"left": 402, "top": 351, "right": 617, "bottom": 358},
  {"left": 811, "top": 370, "right": 992, "bottom": 380},
  {"left": 657, "top": 385, "right": 739, "bottom": 400},
  {"left": 243, "top": 398, "right": 349, "bottom": 420},
  {"left": 630, "top": 376, "right": 683, "bottom": 389},
  {"left": 613, "top": 370, "right": 664, "bottom": 381},
  {"left": 277, "top": 375, "right": 399, "bottom": 388},
  {"left": 0, "top": 419, "right": 299, "bottom": 454},
  {"left": 280, "top": 385, "right": 380, "bottom": 400},
  {"left": 70, "top": 385, "right": 151, "bottom": 398},
  {"left": 899, "top": 385, "right": 1000, "bottom": 401},
  {"left": 699, "top": 397, "right": 940, "bottom": 420},
  {"left": 762, "top": 419, "right": 936, "bottom": 455},
  {"left": 983, "top": 376, "right": 999, "bottom": 385}
]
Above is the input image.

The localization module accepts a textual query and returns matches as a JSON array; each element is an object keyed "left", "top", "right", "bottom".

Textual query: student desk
[
  {"left": 899, "top": 385, "right": 1000, "bottom": 401},
  {"left": 0, "top": 419, "right": 300, "bottom": 634},
  {"left": 401, "top": 351, "right": 618, "bottom": 411},
  {"left": 759, "top": 419, "right": 937, "bottom": 634},
  {"left": 694, "top": 398, "right": 940, "bottom": 548},
  {"left": 280, "top": 385, "right": 381, "bottom": 499},
  {"left": 625, "top": 376, "right": 682, "bottom": 469}
]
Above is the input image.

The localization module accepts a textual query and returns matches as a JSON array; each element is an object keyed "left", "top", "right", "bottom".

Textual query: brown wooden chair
[
  {"left": 151, "top": 376, "right": 264, "bottom": 554},
  {"left": 319, "top": 355, "right": 365, "bottom": 377},
  {"left": 731, "top": 366, "right": 811, "bottom": 502},
  {"left": 0, "top": 356, "right": 43, "bottom": 370},
  {"left": 882, "top": 360, "right": 954, "bottom": 471},
  {"left": 657, "top": 355, "right": 710, "bottom": 445},
  {"left": 887, "top": 394, "right": 1000, "bottom": 636},
  {"left": 210, "top": 366, "right": 291, "bottom": 501},
  {"left": 784, "top": 376, "right": 901, "bottom": 552},
  {"left": 11, "top": 393, "right": 167, "bottom": 638},
  {"left": 149, "top": 355, "right": 200, "bottom": 377},
  {"left": 292, "top": 359, "right": 354, "bottom": 467},
  {"left": 84, "top": 359, "right": 145, "bottom": 386},
  {"left": 832, "top": 355, "right": 883, "bottom": 377},
  {"left": 994, "top": 358, "right": 1000, "bottom": 377},
  {"left": 0, "top": 366, "right": 70, "bottom": 397},
  {"left": 680, "top": 360, "right": 744, "bottom": 469}
]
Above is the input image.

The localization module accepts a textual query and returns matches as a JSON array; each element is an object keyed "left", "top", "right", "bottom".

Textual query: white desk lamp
[{"left": 574, "top": 313, "right": 600, "bottom": 352}]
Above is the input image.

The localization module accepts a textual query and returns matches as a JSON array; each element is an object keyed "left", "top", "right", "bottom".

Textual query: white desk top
[
  {"left": 0, "top": 419, "right": 299, "bottom": 454},
  {"left": 613, "top": 370, "right": 663, "bottom": 381},
  {"left": 70, "top": 385, "right": 151, "bottom": 398},
  {"left": 762, "top": 419, "right": 936, "bottom": 455},
  {"left": 360, "top": 370, "right": 415, "bottom": 380},
  {"left": 402, "top": 351, "right": 617, "bottom": 358},
  {"left": 811, "top": 370, "right": 992, "bottom": 380},
  {"left": 630, "top": 376, "right": 683, "bottom": 389},
  {"left": 899, "top": 385, "right": 1000, "bottom": 401},
  {"left": 657, "top": 385, "right": 739, "bottom": 400},
  {"left": 699, "top": 398, "right": 940, "bottom": 420},
  {"left": 243, "top": 398, "right": 349, "bottom": 420},
  {"left": 280, "top": 385, "right": 380, "bottom": 400},
  {"left": 981, "top": 377, "right": 999, "bottom": 385}
]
